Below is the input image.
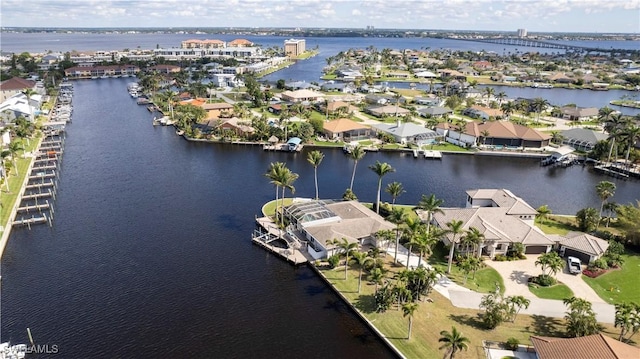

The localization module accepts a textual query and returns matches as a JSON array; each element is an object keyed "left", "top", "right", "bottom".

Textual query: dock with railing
[{"left": 251, "top": 217, "right": 310, "bottom": 265}]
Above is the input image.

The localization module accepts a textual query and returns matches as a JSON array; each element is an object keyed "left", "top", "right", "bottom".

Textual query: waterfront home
[
  {"left": 413, "top": 70, "right": 438, "bottom": 79},
  {"left": 322, "top": 100, "right": 358, "bottom": 115},
  {"left": 427, "top": 189, "right": 554, "bottom": 257},
  {"left": 559, "top": 106, "right": 599, "bottom": 122},
  {"left": 219, "top": 117, "right": 255, "bottom": 137},
  {"left": 413, "top": 95, "right": 441, "bottom": 106},
  {"left": 283, "top": 200, "right": 395, "bottom": 260},
  {"left": 322, "top": 118, "right": 371, "bottom": 142},
  {"left": 372, "top": 120, "right": 438, "bottom": 145},
  {"left": 0, "top": 92, "right": 39, "bottom": 123},
  {"left": 280, "top": 89, "right": 324, "bottom": 103},
  {"left": 202, "top": 102, "right": 234, "bottom": 119},
  {"left": 560, "top": 128, "right": 608, "bottom": 152},
  {"left": 463, "top": 105, "right": 504, "bottom": 120},
  {"left": 530, "top": 334, "right": 640, "bottom": 359},
  {"left": 319, "top": 82, "right": 356, "bottom": 93},
  {"left": 148, "top": 64, "right": 181, "bottom": 74},
  {"left": 439, "top": 120, "right": 550, "bottom": 148},
  {"left": 549, "top": 232, "right": 609, "bottom": 264},
  {"left": 0, "top": 77, "right": 36, "bottom": 102}
]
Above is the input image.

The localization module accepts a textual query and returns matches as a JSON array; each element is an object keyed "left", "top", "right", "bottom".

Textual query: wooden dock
[
  {"left": 252, "top": 217, "right": 310, "bottom": 265},
  {"left": 413, "top": 149, "right": 443, "bottom": 159}
]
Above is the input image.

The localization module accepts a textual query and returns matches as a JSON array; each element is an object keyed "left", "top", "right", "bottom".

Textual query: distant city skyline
[{"left": 1, "top": 0, "right": 639, "bottom": 34}]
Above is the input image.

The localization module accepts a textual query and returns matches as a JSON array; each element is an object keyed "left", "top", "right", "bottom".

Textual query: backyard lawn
[{"left": 582, "top": 252, "right": 640, "bottom": 305}]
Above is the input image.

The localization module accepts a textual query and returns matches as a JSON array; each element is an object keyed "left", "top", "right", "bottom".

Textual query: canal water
[{"left": 1, "top": 81, "right": 639, "bottom": 357}]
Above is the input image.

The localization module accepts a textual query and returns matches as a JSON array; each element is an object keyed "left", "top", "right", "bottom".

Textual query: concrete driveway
[{"left": 485, "top": 255, "right": 605, "bottom": 303}]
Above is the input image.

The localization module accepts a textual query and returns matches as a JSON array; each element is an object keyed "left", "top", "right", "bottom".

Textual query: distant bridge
[{"left": 446, "top": 37, "right": 635, "bottom": 54}]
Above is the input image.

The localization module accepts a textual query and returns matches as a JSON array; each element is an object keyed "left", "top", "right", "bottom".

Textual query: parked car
[{"left": 567, "top": 256, "right": 582, "bottom": 274}]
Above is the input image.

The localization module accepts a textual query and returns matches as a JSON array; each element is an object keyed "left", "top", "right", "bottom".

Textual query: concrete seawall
[{"left": 0, "top": 136, "right": 44, "bottom": 259}]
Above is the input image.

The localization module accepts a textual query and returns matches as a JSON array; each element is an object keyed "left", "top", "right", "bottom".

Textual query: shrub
[
  {"left": 327, "top": 254, "right": 340, "bottom": 269},
  {"left": 534, "top": 274, "right": 556, "bottom": 287},
  {"left": 494, "top": 254, "right": 507, "bottom": 261},
  {"left": 582, "top": 268, "right": 605, "bottom": 278},
  {"left": 505, "top": 337, "right": 520, "bottom": 351},
  {"left": 592, "top": 257, "right": 609, "bottom": 270}
]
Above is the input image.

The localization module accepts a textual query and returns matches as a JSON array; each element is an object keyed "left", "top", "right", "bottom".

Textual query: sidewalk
[{"left": 382, "top": 243, "right": 615, "bottom": 324}]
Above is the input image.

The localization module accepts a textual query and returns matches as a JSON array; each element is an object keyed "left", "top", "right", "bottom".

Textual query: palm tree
[
  {"left": 496, "top": 91, "right": 507, "bottom": 107},
  {"left": 23, "top": 88, "right": 38, "bottom": 122},
  {"left": 279, "top": 168, "right": 299, "bottom": 225},
  {"left": 384, "top": 181, "right": 405, "bottom": 208},
  {"left": 501, "top": 101, "right": 516, "bottom": 120},
  {"left": 403, "top": 216, "right": 425, "bottom": 269},
  {"left": 415, "top": 227, "right": 443, "bottom": 269},
  {"left": 329, "top": 238, "right": 359, "bottom": 280},
  {"left": 368, "top": 267, "right": 385, "bottom": 292},
  {"left": 369, "top": 161, "right": 395, "bottom": 214},
  {"left": 483, "top": 86, "right": 495, "bottom": 105},
  {"left": 597, "top": 106, "right": 615, "bottom": 130},
  {"left": 417, "top": 193, "right": 444, "bottom": 232},
  {"left": 596, "top": 181, "right": 616, "bottom": 221},
  {"left": 439, "top": 326, "right": 470, "bottom": 359},
  {"left": 265, "top": 162, "right": 286, "bottom": 223},
  {"left": 306, "top": 150, "right": 324, "bottom": 200},
  {"left": 532, "top": 97, "right": 549, "bottom": 124},
  {"left": 506, "top": 295, "right": 531, "bottom": 323},
  {"left": 402, "top": 302, "right": 419, "bottom": 339},
  {"left": 536, "top": 205, "right": 552, "bottom": 224},
  {"left": 446, "top": 220, "right": 464, "bottom": 274},
  {"left": 622, "top": 125, "right": 640, "bottom": 170},
  {"left": 386, "top": 207, "right": 407, "bottom": 264},
  {"left": 350, "top": 251, "right": 372, "bottom": 293},
  {"left": 481, "top": 129, "right": 490, "bottom": 146},
  {"left": 7, "top": 140, "right": 23, "bottom": 176},
  {"left": 462, "top": 227, "right": 485, "bottom": 258},
  {"left": 535, "top": 251, "right": 565, "bottom": 278},
  {"left": 348, "top": 145, "right": 365, "bottom": 192}
]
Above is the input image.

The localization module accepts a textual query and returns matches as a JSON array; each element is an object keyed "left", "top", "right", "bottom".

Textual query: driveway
[{"left": 485, "top": 255, "right": 605, "bottom": 303}]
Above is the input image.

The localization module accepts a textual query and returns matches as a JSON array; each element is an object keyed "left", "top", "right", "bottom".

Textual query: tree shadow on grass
[
  {"left": 449, "top": 313, "right": 485, "bottom": 330},
  {"left": 353, "top": 294, "right": 376, "bottom": 314},
  {"left": 527, "top": 314, "right": 565, "bottom": 337}
]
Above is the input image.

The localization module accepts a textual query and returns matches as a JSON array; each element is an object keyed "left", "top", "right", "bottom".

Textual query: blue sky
[{"left": 1, "top": 0, "right": 638, "bottom": 33}]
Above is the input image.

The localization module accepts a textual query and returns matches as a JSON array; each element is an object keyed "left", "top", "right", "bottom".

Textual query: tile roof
[
  {"left": 552, "top": 231, "right": 610, "bottom": 256},
  {"left": 560, "top": 128, "right": 608, "bottom": 144},
  {"left": 470, "top": 121, "right": 550, "bottom": 141},
  {"left": 323, "top": 118, "right": 369, "bottom": 133},
  {"left": 373, "top": 122, "right": 436, "bottom": 138},
  {"left": 466, "top": 189, "right": 537, "bottom": 215},
  {"left": 530, "top": 334, "right": 640, "bottom": 359},
  {"left": 0, "top": 77, "right": 36, "bottom": 91}
]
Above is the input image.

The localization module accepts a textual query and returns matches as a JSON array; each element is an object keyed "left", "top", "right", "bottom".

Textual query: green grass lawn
[
  {"left": 428, "top": 242, "right": 505, "bottom": 295},
  {"left": 261, "top": 198, "right": 294, "bottom": 217},
  {"left": 318, "top": 255, "right": 624, "bottom": 359},
  {"left": 422, "top": 143, "right": 471, "bottom": 152},
  {"left": 528, "top": 283, "right": 574, "bottom": 300},
  {"left": 582, "top": 252, "right": 640, "bottom": 305}
]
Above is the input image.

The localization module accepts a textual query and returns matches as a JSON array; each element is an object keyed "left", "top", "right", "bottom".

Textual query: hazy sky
[{"left": 1, "top": 0, "right": 639, "bottom": 33}]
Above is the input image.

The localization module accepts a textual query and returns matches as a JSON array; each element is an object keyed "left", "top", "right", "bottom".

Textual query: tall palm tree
[
  {"left": 501, "top": 101, "right": 516, "bottom": 120},
  {"left": 368, "top": 267, "right": 385, "bottom": 292},
  {"left": 415, "top": 226, "right": 443, "bottom": 269},
  {"left": 595, "top": 181, "right": 616, "bottom": 226},
  {"left": 495, "top": 91, "right": 507, "bottom": 107},
  {"left": 483, "top": 86, "right": 495, "bottom": 105},
  {"left": 417, "top": 193, "right": 444, "bottom": 232},
  {"left": 350, "top": 251, "right": 372, "bottom": 293},
  {"left": 384, "top": 181, "right": 405, "bottom": 208},
  {"left": 438, "top": 326, "right": 470, "bottom": 359},
  {"left": 597, "top": 106, "right": 615, "bottom": 130},
  {"left": 1, "top": 149, "right": 10, "bottom": 191},
  {"left": 329, "top": 238, "right": 359, "bottom": 280},
  {"left": 265, "top": 162, "right": 286, "bottom": 222},
  {"left": 348, "top": 145, "right": 365, "bottom": 191},
  {"left": 23, "top": 88, "right": 38, "bottom": 122},
  {"left": 7, "top": 140, "right": 23, "bottom": 176},
  {"left": 279, "top": 168, "right": 299, "bottom": 225},
  {"left": 386, "top": 207, "right": 407, "bottom": 264},
  {"left": 402, "top": 302, "right": 419, "bottom": 339},
  {"left": 462, "top": 227, "right": 485, "bottom": 258},
  {"left": 306, "top": 150, "right": 324, "bottom": 200},
  {"left": 622, "top": 125, "right": 640, "bottom": 170},
  {"left": 403, "top": 216, "right": 425, "bottom": 269},
  {"left": 369, "top": 161, "right": 395, "bottom": 214},
  {"left": 506, "top": 295, "right": 531, "bottom": 323},
  {"left": 446, "top": 219, "right": 464, "bottom": 274},
  {"left": 532, "top": 97, "right": 549, "bottom": 124}
]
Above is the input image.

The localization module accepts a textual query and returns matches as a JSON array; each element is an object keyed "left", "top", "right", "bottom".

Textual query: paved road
[{"left": 384, "top": 244, "right": 615, "bottom": 323}]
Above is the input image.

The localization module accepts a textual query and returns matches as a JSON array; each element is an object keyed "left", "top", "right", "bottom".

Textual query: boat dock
[
  {"left": 413, "top": 149, "right": 443, "bottom": 159},
  {"left": 594, "top": 164, "right": 639, "bottom": 180},
  {"left": 251, "top": 217, "right": 311, "bottom": 265}
]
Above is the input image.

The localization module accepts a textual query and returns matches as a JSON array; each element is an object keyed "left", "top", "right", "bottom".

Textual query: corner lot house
[
  {"left": 427, "top": 189, "right": 554, "bottom": 257},
  {"left": 284, "top": 200, "right": 395, "bottom": 260}
]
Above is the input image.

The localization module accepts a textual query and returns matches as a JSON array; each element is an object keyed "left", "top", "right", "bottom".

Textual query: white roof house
[{"left": 372, "top": 121, "right": 438, "bottom": 145}]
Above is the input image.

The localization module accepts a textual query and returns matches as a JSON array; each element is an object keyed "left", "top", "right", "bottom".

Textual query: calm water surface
[{"left": 1, "top": 77, "right": 639, "bottom": 358}]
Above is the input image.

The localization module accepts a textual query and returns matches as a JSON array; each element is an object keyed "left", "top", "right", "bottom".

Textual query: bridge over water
[{"left": 446, "top": 37, "right": 636, "bottom": 55}]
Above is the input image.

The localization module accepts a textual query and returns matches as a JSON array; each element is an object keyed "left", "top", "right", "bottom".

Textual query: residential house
[
  {"left": 413, "top": 70, "right": 438, "bottom": 79},
  {"left": 428, "top": 189, "right": 554, "bottom": 258},
  {"left": 372, "top": 120, "right": 438, "bottom": 145},
  {"left": 323, "top": 100, "right": 358, "bottom": 116},
  {"left": 366, "top": 105, "right": 410, "bottom": 118},
  {"left": 219, "top": 117, "right": 255, "bottom": 137},
  {"left": 530, "top": 334, "right": 640, "bottom": 359},
  {"left": 559, "top": 106, "right": 599, "bottom": 122},
  {"left": 323, "top": 118, "right": 371, "bottom": 142},
  {"left": 280, "top": 89, "right": 324, "bottom": 103},
  {"left": 443, "top": 120, "right": 550, "bottom": 148},
  {"left": 283, "top": 200, "right": 395, "bottom": 260},
  {"left": 0, "top": 92, "right": 39, "bottom": 123},
  {"left": 227, "top": 39, "right": 254, "bottom": 47},
  {"left": 418, "top": 106, "right": 452, "bottom": 118},
  {"left": 437, "top": 69, "right": 467, "bottom": 81},
  {"left": 148, "top": 64, "right": 181, "bottom": 74},
  {"left": 202, "top": 102, "right": 234, "bottom": 119},
  {"left": 413, "top": 96, "right": 441, "bottom": 106},
  {"left": 548, "top": 72, "right": 574, "bottom": 84},
  {"left": 463, "top": 105, "right": 504, "bottom": 120},
  {"left": 0, "top": 77, "right": 36, "bottom": 102},
  {"left": 560, "top": 128, "right": 608, "bottom": 152},
  {"left": 549, "top": 232, "right": 610, "bottom": 264}
]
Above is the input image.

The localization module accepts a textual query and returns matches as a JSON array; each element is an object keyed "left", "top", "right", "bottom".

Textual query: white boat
[{"left": 0, "top": 342, "right": 27, "bottom": 359}]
